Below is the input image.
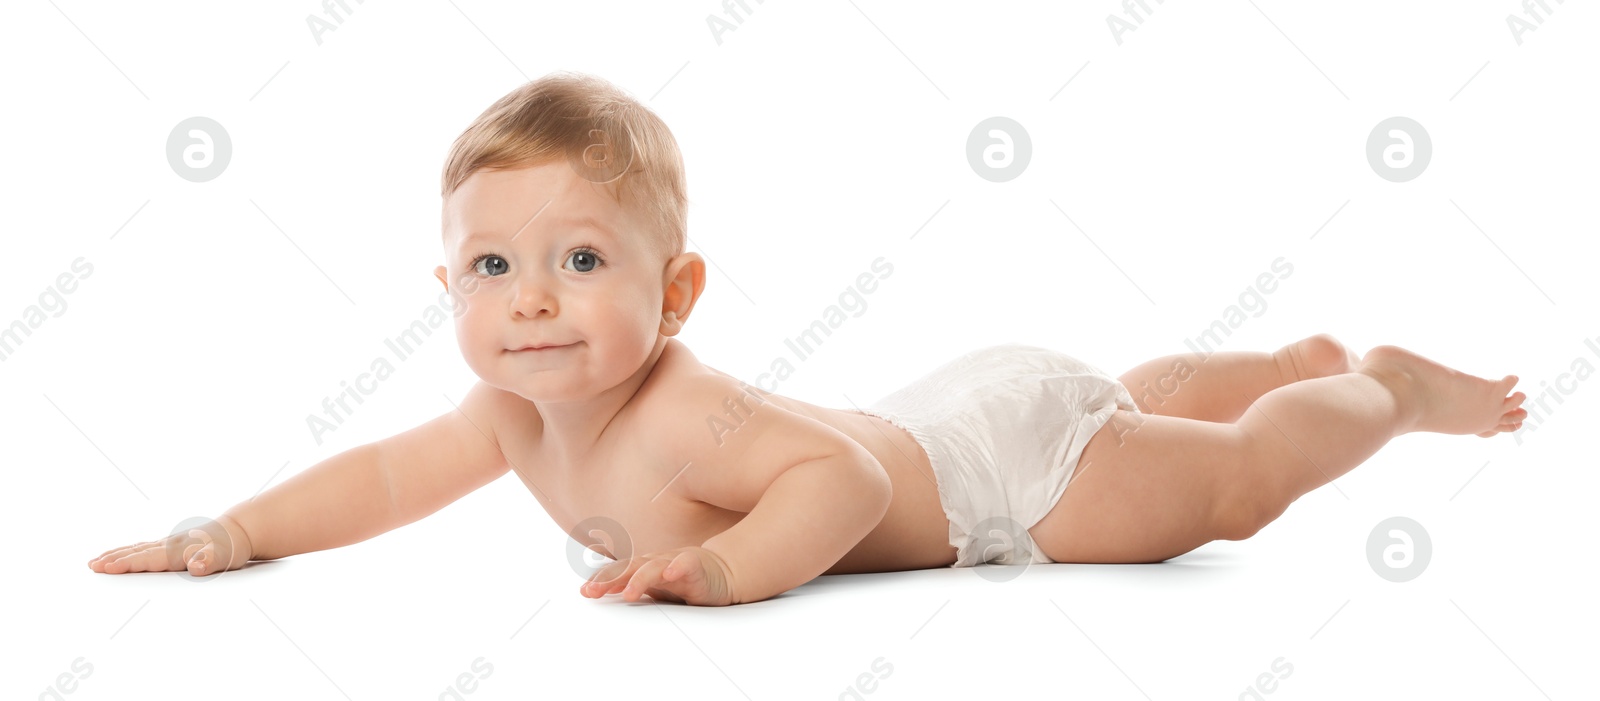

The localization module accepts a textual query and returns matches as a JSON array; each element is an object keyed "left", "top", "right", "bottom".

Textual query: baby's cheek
[{"left": 457, "top": 324, "right": 503, "bottom": 380}]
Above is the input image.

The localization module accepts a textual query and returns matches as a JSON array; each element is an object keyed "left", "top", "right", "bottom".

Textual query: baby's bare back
[{"left": 491, "top": 338, "right": 958, "bottom": 575}]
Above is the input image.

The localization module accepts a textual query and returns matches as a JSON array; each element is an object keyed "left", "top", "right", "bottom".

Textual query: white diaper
[{"left": 850, "top": 343, "right": 1139, "bottom": 567}]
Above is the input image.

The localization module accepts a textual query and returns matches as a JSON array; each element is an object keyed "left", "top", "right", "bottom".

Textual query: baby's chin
[{"left": 493, "top": 372, "right": 605, "bottom": 405}]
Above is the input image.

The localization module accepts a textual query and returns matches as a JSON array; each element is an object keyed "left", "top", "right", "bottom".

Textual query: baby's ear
[
  {"left": 660, "top": 252, "right": 706, "bottom": 336},
  {"left": 433, "top": 265, "right": 448, "bottom": 291}
]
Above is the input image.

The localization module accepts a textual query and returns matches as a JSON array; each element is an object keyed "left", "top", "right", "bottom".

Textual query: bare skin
[
  {"left": 1027, "top": 336, "right": 1527, "bottom": 564},
  {"left": 87, "top": 332, "right": 1521, "bottom": 578},
  {"left": 85, "top": 163, "right": 1526, "bottom": 605}
]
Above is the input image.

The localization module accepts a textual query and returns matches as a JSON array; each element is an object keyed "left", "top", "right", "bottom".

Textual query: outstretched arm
[
  {"left": 90, "top": 381, "right": 511, "bottom": 575},
  {"left": 226, "top": 379, "right": 510, "bottom": 561}
]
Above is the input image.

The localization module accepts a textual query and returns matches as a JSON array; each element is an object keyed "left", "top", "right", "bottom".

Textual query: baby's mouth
[{"left": 508, "top": 342, "right": 577, "bottom": 353}]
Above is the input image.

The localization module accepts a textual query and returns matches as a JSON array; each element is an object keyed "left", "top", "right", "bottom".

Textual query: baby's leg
[
  {"left": 1118, "top": 333, "right": 1360, "bottom": 423},
  {"left": 1028, "top": 345, "right": 1527, "bottom": 564}
]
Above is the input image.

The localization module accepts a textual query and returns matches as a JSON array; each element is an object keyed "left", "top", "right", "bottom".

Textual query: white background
[{"left": 4, "top": 1, "right": 1596, "bottom": 699}]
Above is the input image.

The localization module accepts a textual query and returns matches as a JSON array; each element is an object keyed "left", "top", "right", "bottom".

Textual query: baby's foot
[
  {"left": 1279, "top": 333, "right": 1362, "bottom": 382},
  {"left": 1358, "top": 345, "right": 1527, "bottom": 437}
]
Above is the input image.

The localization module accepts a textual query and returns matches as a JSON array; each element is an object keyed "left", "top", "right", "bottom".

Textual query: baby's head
[{"left": 435, "top": 72, "right": 705, "bottom": 403}]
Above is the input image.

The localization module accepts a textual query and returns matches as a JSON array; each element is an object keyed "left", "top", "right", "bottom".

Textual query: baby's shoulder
[{"left": 627, "top": 349, "right": 772, "bottom": 459}]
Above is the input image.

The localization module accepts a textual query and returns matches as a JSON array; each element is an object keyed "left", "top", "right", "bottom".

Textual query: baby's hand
[
  {"left": 87, "top": 515, "right": 252, "bottom": 576},
  {"left": 579, "top": 546, "right": 736, "bottom": 606}
]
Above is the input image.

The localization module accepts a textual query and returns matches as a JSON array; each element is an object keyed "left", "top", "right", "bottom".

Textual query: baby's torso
[{"left": 491, "top": 341, "right": 958, "bottom": 576}]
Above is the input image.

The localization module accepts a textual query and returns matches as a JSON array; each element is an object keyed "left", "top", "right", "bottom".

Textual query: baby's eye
[
  {"left": 564, "top": 249, "right": 604, "bottom": 273},
  {"left": 471, "top": 255, "right": 509, "bottom": 276}
]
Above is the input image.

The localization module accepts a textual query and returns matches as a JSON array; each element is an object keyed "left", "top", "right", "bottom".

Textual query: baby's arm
[
  {"left": 89, "top": 381, "right": 510, "bottom": 574},
  {"left": 226, "top": 380, "right": 510, "bottom": 561},
  {"left": 672, "top": 393, "right": 893, "bottom": 604}
]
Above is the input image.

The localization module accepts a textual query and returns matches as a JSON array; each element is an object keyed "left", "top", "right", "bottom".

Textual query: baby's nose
[{"left": 511, "top": 279, "right": 557, "bottom": 317}]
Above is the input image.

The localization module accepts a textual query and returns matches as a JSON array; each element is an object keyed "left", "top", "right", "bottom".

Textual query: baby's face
[{"left": 438, "top": 162, "right": 668, "bottom": 404}]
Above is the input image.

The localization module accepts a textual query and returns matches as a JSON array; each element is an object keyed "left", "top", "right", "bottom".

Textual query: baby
[{"left": 88, "top": 72, "right": 1529, "bottom": 606}]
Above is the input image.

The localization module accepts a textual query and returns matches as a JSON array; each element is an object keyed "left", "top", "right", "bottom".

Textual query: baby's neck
[{"left": 533, "top": 335, "right": 672, "bottom": 463}]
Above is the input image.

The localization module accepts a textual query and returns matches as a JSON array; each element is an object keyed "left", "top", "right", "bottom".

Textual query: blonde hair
[{"left": 441, "top": 72, "right": 688, "bottom": 263}]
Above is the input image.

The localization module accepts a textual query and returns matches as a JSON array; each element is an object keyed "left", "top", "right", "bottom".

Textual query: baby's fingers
[
  {"left": 581, "top": 561, "right": 634, "bottom": 598},
  {"left": 622, "top": 560, "right": 670, "bottom": 602},
  {"left": 89, "top": 543, "right": 154, "bottom": 573},
  {"left": 101, "top": 544, "right": 170, "bottom": 574},
  {"left": 663, "top": 551, "right": 702, "bottom": 584},
  {"left": 90, "top": 541, "right": 152, "bottom": 563},
  {"left": 182, "top": 539, "right": 218, "bottom": 575}
]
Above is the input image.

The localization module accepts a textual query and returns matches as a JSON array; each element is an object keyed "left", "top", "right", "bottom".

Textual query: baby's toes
[
  {"left": 1478, "top": 412, "right": 1526, "bottom": 437},
  {"left": 1497, "top": 375, "right": 1520, "bottom": 396},
  {"left": 1499, "top": 404, "right": 1528, "bottom": 424}
]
